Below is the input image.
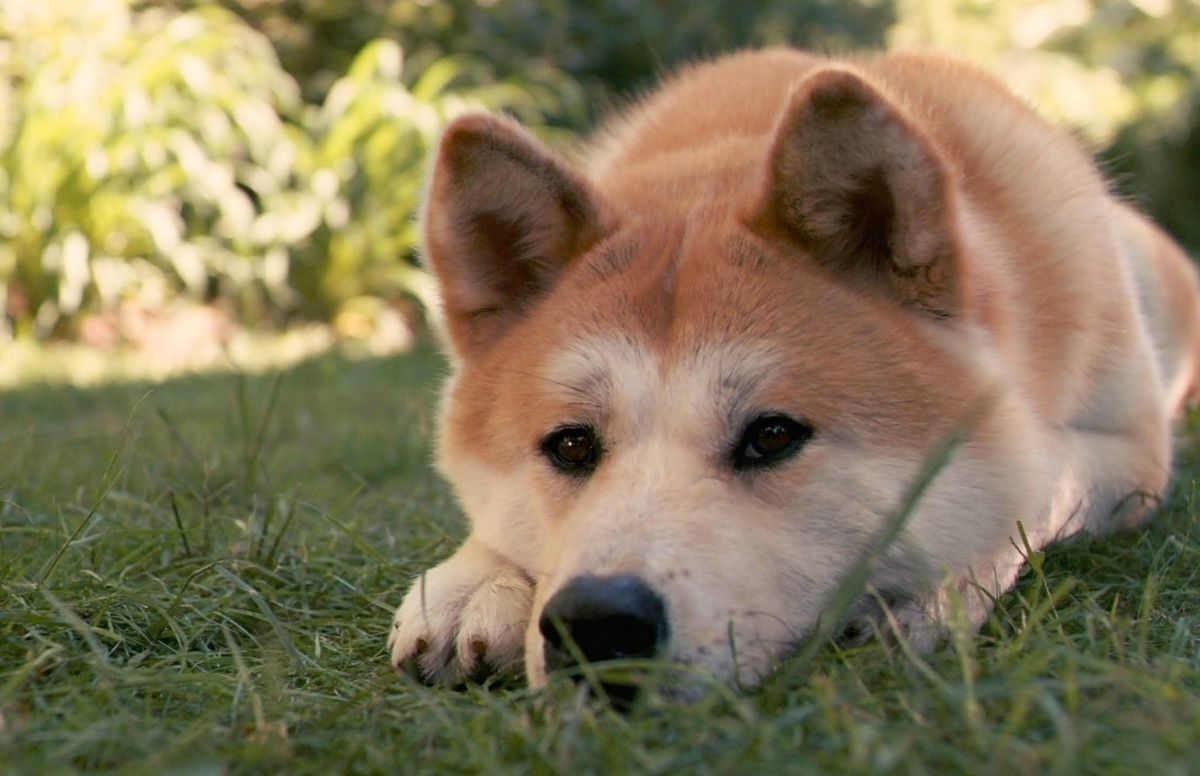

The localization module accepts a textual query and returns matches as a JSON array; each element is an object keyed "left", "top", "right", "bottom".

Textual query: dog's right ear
[{"left": 423, "top": 114, "right": 612, "bottom": 356}]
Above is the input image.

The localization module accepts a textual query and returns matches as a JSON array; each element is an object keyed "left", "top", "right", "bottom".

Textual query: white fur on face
[{"left": 434, "top": 333, "right": 1048, "bottom": 690}]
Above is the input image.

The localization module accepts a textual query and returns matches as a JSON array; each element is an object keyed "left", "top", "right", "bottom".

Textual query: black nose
[{"left": 540, "top": 574, "right": 668, "bottom": 673}]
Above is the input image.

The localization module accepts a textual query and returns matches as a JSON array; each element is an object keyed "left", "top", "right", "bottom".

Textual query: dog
[{"left": 387, "top": 48, "right": 1200, "bottom": 700}]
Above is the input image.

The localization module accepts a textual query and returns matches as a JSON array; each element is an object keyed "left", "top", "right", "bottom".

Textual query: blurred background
[{"left": 1, "top": 0, "right": 1197, "bottom": 384}]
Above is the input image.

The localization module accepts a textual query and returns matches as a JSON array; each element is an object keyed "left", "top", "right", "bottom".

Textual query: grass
[{"left": 1, "top": 346, "right": 1198, "bottom": 774}]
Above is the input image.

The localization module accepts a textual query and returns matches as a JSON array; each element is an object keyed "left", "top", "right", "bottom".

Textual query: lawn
[{"left": 1, "top": 347, "right": 1198, "bottom": 773}]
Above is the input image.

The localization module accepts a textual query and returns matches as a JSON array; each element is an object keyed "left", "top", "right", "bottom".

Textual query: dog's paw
[{"left": 388, "top": 541, "right": 533, "bottom": 686}]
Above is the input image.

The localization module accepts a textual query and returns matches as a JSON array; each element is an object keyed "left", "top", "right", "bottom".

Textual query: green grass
[{"left": 1, "top": 348, "right": 1198, "bottom": 774}]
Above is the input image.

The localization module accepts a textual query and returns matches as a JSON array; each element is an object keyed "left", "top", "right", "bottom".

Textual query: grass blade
[{"left": 214, "top": 564, "right": 307, "bottom": 673}]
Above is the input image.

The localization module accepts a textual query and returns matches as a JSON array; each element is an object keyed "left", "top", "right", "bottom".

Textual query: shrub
[
  {"left": 2, "top": 0, "right": 1197, "bottom": 343},
  {"left": 0, "top": 0, "right": 313, "bottom": 337},
  {"left": 296, "top": 39, "right": 579, "bottom": 319},
  {"left": 0, "top": 0, "right": 573, "bottom": 339}
]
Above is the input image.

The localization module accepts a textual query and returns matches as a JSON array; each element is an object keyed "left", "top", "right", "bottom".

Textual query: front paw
[{"left": 388, "top": 541, "right": 534, "bottom": 686}]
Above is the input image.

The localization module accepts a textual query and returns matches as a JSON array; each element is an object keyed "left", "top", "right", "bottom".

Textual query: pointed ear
[
  {"left": 423, "top": 114, "right": 612, "bottom": 355},
  {"left": 749, "top": 67, "right": 963, "bottom": 319}
]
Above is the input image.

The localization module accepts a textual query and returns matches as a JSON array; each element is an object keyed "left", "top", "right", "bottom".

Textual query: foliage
[
  {"left": 0, "top": 0, "right": 313, "bottom": 337},
  {"left": 1, "top": 351, "right": 1198, "bottom": 771},
  {"left": 296, "top": 39, "right": 579, "bottom": 318},
  {"left": 0, "top": 0, "right": 571, "bottom": 339},
  {"left": 187, "top": 0, "right": 894, "bottom": 112},
  {"left": 1, "top": 0, "right": 1198, "bottom": 341}
]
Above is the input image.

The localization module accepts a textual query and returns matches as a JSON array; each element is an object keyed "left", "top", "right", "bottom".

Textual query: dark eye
[
  {"left": 732, "top": 414, "right": 813, "bottom": 470},
  {"left": 541, "top": 425, "right": 601, "bottom": 475}
]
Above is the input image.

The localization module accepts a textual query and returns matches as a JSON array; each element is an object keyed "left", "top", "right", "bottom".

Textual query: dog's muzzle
[{"left": 539, "top": 574, "right": 668, "bottom": 704}]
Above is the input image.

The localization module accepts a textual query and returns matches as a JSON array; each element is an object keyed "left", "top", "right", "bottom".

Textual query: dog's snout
[{"left": 539, "top": 574, "right": 667, "bottom": 672}]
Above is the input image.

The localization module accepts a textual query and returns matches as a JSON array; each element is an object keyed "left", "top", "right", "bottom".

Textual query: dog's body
[{"left": 388, "top": 49, "right": 1200, "bottom": 695}]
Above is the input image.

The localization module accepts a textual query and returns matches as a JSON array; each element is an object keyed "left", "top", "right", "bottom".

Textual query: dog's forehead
[
  {"left": 534, "top": 227, "right": 818, "bottom": 425},
  {"left": 542, "top": 334, "right": 777, "bottom": 425},
  {"left": 515, "top": 220, "right": 976, "bottom": 446},
  {"left": 566, "top": 220, "right": 813, "bottom": 342},
  {"left": 541, "top": 220, "right": 842, "bottom": 394}
]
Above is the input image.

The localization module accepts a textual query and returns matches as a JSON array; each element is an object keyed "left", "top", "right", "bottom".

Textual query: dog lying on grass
[{"left": 387, "top": 48, "right": 1200, "bottom": 701}]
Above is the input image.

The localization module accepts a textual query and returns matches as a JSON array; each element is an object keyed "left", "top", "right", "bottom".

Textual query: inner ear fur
[
  {"left": 423, "top": 113, "right": 611, "bottom": 355},
  {"left": 750, "top": 67, "right": 964, "bottom": 319}
]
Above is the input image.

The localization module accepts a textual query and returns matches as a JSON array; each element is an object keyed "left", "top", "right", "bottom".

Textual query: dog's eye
[
  {"left": 733, "top": 415, "right": 813, "bottom": 470},
  {"left": 541, "top": 425, "right": 601, "bottom": 474}
]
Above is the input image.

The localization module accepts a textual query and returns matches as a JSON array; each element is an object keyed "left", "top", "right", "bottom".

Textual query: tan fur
[{"left": 388, "top": 48, "right": 1200, "bottom": 694}]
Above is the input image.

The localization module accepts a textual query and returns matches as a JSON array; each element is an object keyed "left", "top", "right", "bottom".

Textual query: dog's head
[{"left": 421, "top": 68, "right": 1044, "bottom": 695}]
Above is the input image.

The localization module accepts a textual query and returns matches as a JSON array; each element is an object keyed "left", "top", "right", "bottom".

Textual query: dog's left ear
[
  {"left": 749, "top": 67, "right": 964, "bottom": 319},
  {"left": 424, "top": 114, "right": 612, "bottom": 356}
]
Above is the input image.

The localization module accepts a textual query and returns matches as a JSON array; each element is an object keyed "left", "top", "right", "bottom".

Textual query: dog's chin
[{"left": 538, "top": 663, "right": 719, "bottom": 708}]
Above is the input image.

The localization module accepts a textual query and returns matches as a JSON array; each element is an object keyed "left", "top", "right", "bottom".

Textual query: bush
[
  {"left": 296, "top": 39, "right": 579, "bottom": 319},
  {"left": 0, "top": 0, "right": 312, "bottom": 337},
  {"left": 190, "top": 0, "right": 893, "bottom": 122},
  {"left": 2, "top": 0, "right": 1197, "bottom": 343},
  {"left": 0, "top": 0, "right": 573, "bottom": 339}
]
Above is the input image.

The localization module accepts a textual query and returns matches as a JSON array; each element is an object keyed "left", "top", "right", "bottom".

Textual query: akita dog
[{"left": 387, "top": 48, "right": 1200, "bottom": 699}]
